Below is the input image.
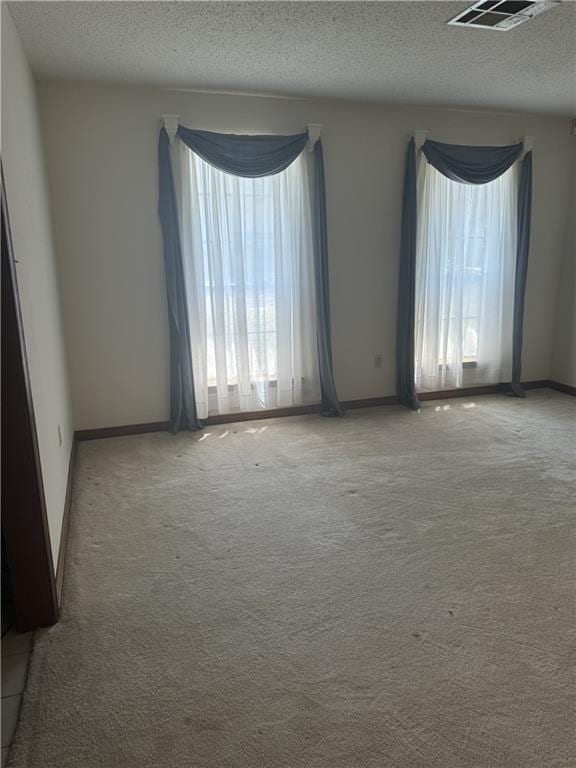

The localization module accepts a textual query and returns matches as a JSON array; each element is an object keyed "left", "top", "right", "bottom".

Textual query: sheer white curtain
[
  {"left": 178, "top": 144, "right": 320, "bottom": 419},
  {"left": 415, "top": 158, "right": 517, "bottom": 392}
]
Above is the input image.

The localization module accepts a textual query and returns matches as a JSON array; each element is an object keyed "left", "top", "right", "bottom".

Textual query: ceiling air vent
[{"left": 448, "top": 0, "right": 560, "bottom": 30}]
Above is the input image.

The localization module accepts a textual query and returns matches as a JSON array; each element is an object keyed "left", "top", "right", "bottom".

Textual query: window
[
  {"left": 178, "top": 145, "right": 320, "bottom": 418},
  {"left": 196, "top": 173, "right": 279, "bottom": 387},
  {"left": 414, "top": 159, "right": 517, "bottom": 391}
]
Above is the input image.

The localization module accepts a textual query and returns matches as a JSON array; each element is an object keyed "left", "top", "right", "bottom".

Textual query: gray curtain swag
[
  {"left": 421, "top": 140, "right": 523, "bottom": 184},
  {"left": 158, "top": 125, "right": 343, "bottom": 431},
  {"left": 176, "top": 126, "right": 309, "bottom": 178},
  {"left": 396, "top": 138, "right": 533, "bottom": 409}
]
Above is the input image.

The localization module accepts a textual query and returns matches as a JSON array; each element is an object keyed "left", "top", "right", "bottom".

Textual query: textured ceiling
[{"left": 9, "top": 1, "right": 576, "bottom": 115}]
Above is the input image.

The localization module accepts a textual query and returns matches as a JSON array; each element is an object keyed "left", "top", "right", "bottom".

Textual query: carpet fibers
[{"left": 10, "top": 391, "right": 576, "bottom": 767}]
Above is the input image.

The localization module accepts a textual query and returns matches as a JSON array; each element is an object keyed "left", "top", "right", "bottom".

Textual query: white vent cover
[{"left": 448, "top": 0, "right": 560, "bottom": 30}]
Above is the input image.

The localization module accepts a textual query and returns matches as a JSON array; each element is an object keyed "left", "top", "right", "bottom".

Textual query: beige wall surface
[
  {"left": 1, "top": 7, "right": 74, "bottom": 563},
  {"left": 37, "top": 81, "right": 574, "bottom": 429}
]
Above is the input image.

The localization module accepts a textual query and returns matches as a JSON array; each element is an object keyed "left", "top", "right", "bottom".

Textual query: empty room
[{"left": 1, "top": 1, "right": 575, "bottom": 766}]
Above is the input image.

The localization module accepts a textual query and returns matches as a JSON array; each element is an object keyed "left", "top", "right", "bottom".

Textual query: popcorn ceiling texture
[
  {"left": 9, "top": 390, "right": 576, "bottom": 767},
  {"left": 9, "top": 1, "right": 576, "bottom": 115}
]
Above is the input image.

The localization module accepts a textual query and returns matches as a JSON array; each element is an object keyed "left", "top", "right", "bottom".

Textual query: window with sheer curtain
[
  {"left": 414, "top": 159, "right": 517, "bottom": 392},
  {"left": 178, "top": 145, "right": 320, "bottom": 419}
]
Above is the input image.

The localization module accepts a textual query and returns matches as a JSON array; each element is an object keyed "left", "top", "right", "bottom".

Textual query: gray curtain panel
[
  {"left": 511, "top": 151, "right": 533, "bottom": 396},
  {"left": 396, "top": 138, "right": 533, "bottom": 408},
  {"left": 158, "top": 128, "right": 203, "bottom": 432},
  {"left": 312, "top": 139, "right": 344, "bottom": 416},
  {"left": 158, "top": 125, "right": 343, "bottom": 430},
  {"left": 396, "top": 138, "right": 421, "bottom": 410}
]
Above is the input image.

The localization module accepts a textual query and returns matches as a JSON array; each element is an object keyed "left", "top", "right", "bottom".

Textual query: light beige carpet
[{"left": 10, "top": 390, "right": 576, "bottom": 767}]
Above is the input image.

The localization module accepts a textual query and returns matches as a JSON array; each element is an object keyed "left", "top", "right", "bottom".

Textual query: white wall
[
  {"left": 552, "top": 148, "right": 576, "bottom": 388},
  {"left": 37, "top": 82, "right": 574, "bottom": 430},
  {"left": 1, "top": 7, "right": 73, "bottom": 564}
]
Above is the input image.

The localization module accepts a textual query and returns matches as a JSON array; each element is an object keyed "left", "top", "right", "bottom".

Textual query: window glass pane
[{"left": 415, "top": 161, "right": 517, "bottom": 391}]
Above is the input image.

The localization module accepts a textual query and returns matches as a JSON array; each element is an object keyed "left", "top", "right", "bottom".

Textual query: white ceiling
[{"left": 9, "top": 1, "right": 576, "bottom": 116}]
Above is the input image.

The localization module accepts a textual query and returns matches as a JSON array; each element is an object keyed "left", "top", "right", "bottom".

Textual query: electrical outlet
[
  {"left": 57, "top": 425, "right": 63, "bottom": 447},
  {"left": 374, "top": 354, "right": 383, "bottom": 369}
]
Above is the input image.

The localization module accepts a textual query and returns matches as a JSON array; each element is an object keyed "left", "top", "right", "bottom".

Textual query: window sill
[
  {"left": 437, "top": 360, "right": 478, "bottom": 371},
  {"left": 207, "top": 380, "right": 279, "bottom": 394}
]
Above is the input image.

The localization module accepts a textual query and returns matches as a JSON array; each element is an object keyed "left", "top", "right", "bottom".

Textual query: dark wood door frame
[{"left": 1, "top": 165, "right": 59, "bottom": 630}]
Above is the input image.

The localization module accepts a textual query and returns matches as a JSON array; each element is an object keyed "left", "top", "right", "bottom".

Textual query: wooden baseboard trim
[
  {"left": 56, "top": 439, "right": 76, "bottom": 604},
  {"left": 522, "top": 379, "right": 552, "bottom": 390},
  {"left": 344, "top": 395, "right": 400, "bottom": 409},
  {"left": 418, "top": 380, "right": 550, "bottom": 401},
  {"left": 419, "top": 384, "right": 503, "bottom": 401},
  {"left": 548, "top": 380, "right": 576, "bottom": 396},
  {"left": 73, "top": 379, "right": 562, "bottom": 442},
  {"left": 75, "top": 421, "right": 171, "bottom": 441},
  {"left": 73, "top": 398, "right": 402, "bottom": 439},
  {"left": 205, "top": 404, "right": 319, "bottom": 425}
]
